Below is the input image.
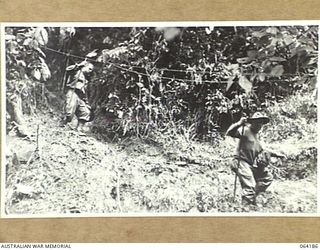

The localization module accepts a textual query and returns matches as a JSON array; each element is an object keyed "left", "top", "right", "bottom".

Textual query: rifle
[{"left": 233, "top": 122, "right": 245, "bottom": 202}]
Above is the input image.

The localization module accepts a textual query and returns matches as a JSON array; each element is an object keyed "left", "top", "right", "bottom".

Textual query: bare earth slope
[{"left": 4, "top": 109, "right": 317, "bottom": 215}]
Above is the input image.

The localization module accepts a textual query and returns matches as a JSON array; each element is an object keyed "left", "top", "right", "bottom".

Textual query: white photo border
[{"left": 1, "top": 21, "right": 319, "bottom": 218}]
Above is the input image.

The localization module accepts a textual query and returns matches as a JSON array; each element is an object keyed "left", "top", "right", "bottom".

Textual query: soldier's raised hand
[{"left": 238, "top": 116, "right": 247, "bottom": 126}]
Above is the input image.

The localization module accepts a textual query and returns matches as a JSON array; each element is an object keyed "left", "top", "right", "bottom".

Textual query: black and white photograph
[{"left": 1, "top": 22, "right": 319, "bottom": 217}]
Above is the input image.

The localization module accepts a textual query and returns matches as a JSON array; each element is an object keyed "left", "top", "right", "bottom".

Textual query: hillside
[
  {"left": 4, "top": 25, "right": 318, "bottom": 216},
  {"left": 4, "top": 92, "right": 317, "bottom": 215}
]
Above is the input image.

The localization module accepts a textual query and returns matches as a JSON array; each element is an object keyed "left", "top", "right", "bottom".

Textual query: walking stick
[
  {"left": 233, "top": 170, "right": 238, "bottom": 201},
  {"left": 233, "top": 123, "right": 245, "bottom": 202}
]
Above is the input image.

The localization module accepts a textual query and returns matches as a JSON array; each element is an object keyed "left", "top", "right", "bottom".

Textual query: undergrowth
[{"left": 4, "top": 91, "right": 318, "bottom": 215}]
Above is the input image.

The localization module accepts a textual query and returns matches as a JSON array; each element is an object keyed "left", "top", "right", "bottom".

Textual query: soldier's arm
[
  {"left": 261, "top": 142, "right": 287, "bottom": 159},
  {"left": 226, "top": 117, "right": 247, "bottom": 138},
  {"left": 266, "top": 148, "right": 287, "bottom": 159}
]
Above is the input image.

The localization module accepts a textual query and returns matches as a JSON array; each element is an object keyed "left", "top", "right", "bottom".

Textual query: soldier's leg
[
  {"left": 6, "top": 93, "right": 30, "bottom": 137},
  {"left": 64, "top": 89, "right": 77, "bottom": 123},
  {"left": 254, "top": 168, "right": 273, "bottom": 194},
  {"left": 76, "top": 99, "right": 91, "bottom": 132},
  {"left": 232, "top": 159, "right": 256, "bottom": 205}
]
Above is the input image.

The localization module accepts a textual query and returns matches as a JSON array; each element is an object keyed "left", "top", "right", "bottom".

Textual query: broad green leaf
[
  {"left": 291, "top": 46, "right": 307, "bottom": 57},
  {"left": 195, "top": 74, "right": 202, "bottom": 85},
  {"left": 225, "top": 63, "right": 239, "bottom": 71},
  {"left": 236, "top": 57, "right": 251, "bottom": 64},
  {"left": 266, "top": 45, "right": 276, "bottom": 55},
  {"left": 60, "top": 27, "right": 76, "bottom": 37},
  {"left": 40, "top": 62, "right": 51, "bottom": 81},
  {"left": 136, "top": 82, "right": 144, "bottom": 88},
  {"left": 266, "top": 27, "right": 278, "bottom": 35},
  {"left": 101, "top": 47, "right": 129, "bottom": 59},
  {"left": 247, "top": 50, "right": 258, "bottom": 59},
  {"left": 309, "top": 76, "right": 317, "bottom": 87},
  {"left": 238, "top": 75, "right": 253, "bottom": 93},
  {"left": 66, "top": 64, "right": 78, "bottom": 71},
  {"left": 16, "top": 60, "right": 26, "bottom": 67},
  {"left": 269, "top": 56, "right": 286, "bottom": 62},
  {"left": 262, "top": 59, "right": 271, "bottom": 69},
  {"left": 257, "top": 35, "right": 270, "bottom": 46},
  {"left": 36, "top": 47, "right": 46, "bottom": 58},
  {"left": 34, "top": 27, "right": 48, "bottom": 46},
  {"left": 86, "top": 49, "right": 98, "bottom": 58},
  {"left": 205, "top": 26, "right": 214, "bottom": 35},
  {"left": 226, "top": 77, "right": 234, "bottom": 91},
  {"left": 270, "top": 37, "right": 281, "bottom": 46},
  {"left": 5, "top": 35, "right": 16, "bottom": 40},
  {"left": 142, "top": 87, "right": 149, "bottom": 94},
  {"left": 150, "top": 72, "right": 160, "bottom": 82},
  {"left": 307, "top": 56, "right": 318, "bottom": 65},
  {"left": 103, "top": 36, "right": 112, "bottom": 44},
  {"left": 251, "top": 31, "right": 265, "bottom": 38},
  {"left": 23, "top": 38, "right": 32, "bottom": 46},
  {"left": 32, "top": 69, "right": 41, "bottom": 80},
  {"left": 158, "top": 27, "right": 181, "bottom": 41},
  {"left": 108, "top": 93, "right": 119, "bottom": 99},
  {"left": 250, "top": 74, "right": 256, "bottom": 82},
  {"left": 283, "top": 35, "right": 294, "bottom": 45},
  {"left": 270, "top": 65, "right": 284, "bottom": 77},
  {"left": 304, "top": 45, "right": 316, "bottom": 53},
  {"left": 258, "top": 73, "right": 266, "bottom": 82}
]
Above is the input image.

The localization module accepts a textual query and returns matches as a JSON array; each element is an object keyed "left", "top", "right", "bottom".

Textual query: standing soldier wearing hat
[
  {"left": 63, "top": 61, "right": 94, "bottom": 132},
  {"left": 226, "top": 112, "right": 286, "bottom": 205}
]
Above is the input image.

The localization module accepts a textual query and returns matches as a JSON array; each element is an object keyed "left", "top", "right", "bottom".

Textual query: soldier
[
  {"left": 226, "top": 112, "right": 286, "bottom": 205},
  {"left": 64, "top": 61, "right": 94, "bottom": 132}
]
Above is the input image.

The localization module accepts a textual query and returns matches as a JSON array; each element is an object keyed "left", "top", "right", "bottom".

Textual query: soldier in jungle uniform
[
  {"left": 6, "top": 81, "right": 30, "bottom": 138},
  {"left": 64, "top": 61, "right": 94, "bottom": 132},
  {"left": 226, "top": 112, "right": 286, "bottom": 205}
]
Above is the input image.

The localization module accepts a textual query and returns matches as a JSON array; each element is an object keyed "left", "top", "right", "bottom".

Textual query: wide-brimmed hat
[{"left": 247, "top": 112, "right": 270, "bottom": 124}]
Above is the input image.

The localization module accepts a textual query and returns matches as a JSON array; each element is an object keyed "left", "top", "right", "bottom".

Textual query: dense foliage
[
  {"left": 4, "top": 25, "right": 318, "bottom": 215},
  {"left": 5, "top": 25, "right": 318, "bottom": 140}
]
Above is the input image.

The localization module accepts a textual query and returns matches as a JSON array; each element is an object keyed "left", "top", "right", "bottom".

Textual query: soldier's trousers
[
  {"left": 65, "top": 89, "right": 91, "bottom": 122},
  {"left": 231, "top": 158, "right": 273, "bottom": 204}
]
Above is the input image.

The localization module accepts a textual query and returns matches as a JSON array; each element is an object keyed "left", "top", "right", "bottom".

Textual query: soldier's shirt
[
  {"left": 66, "top": 70, "right": 88, "bottom": 94},
  {"left": 233, "top": 125, "right": 262, "bottom": 166}
]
